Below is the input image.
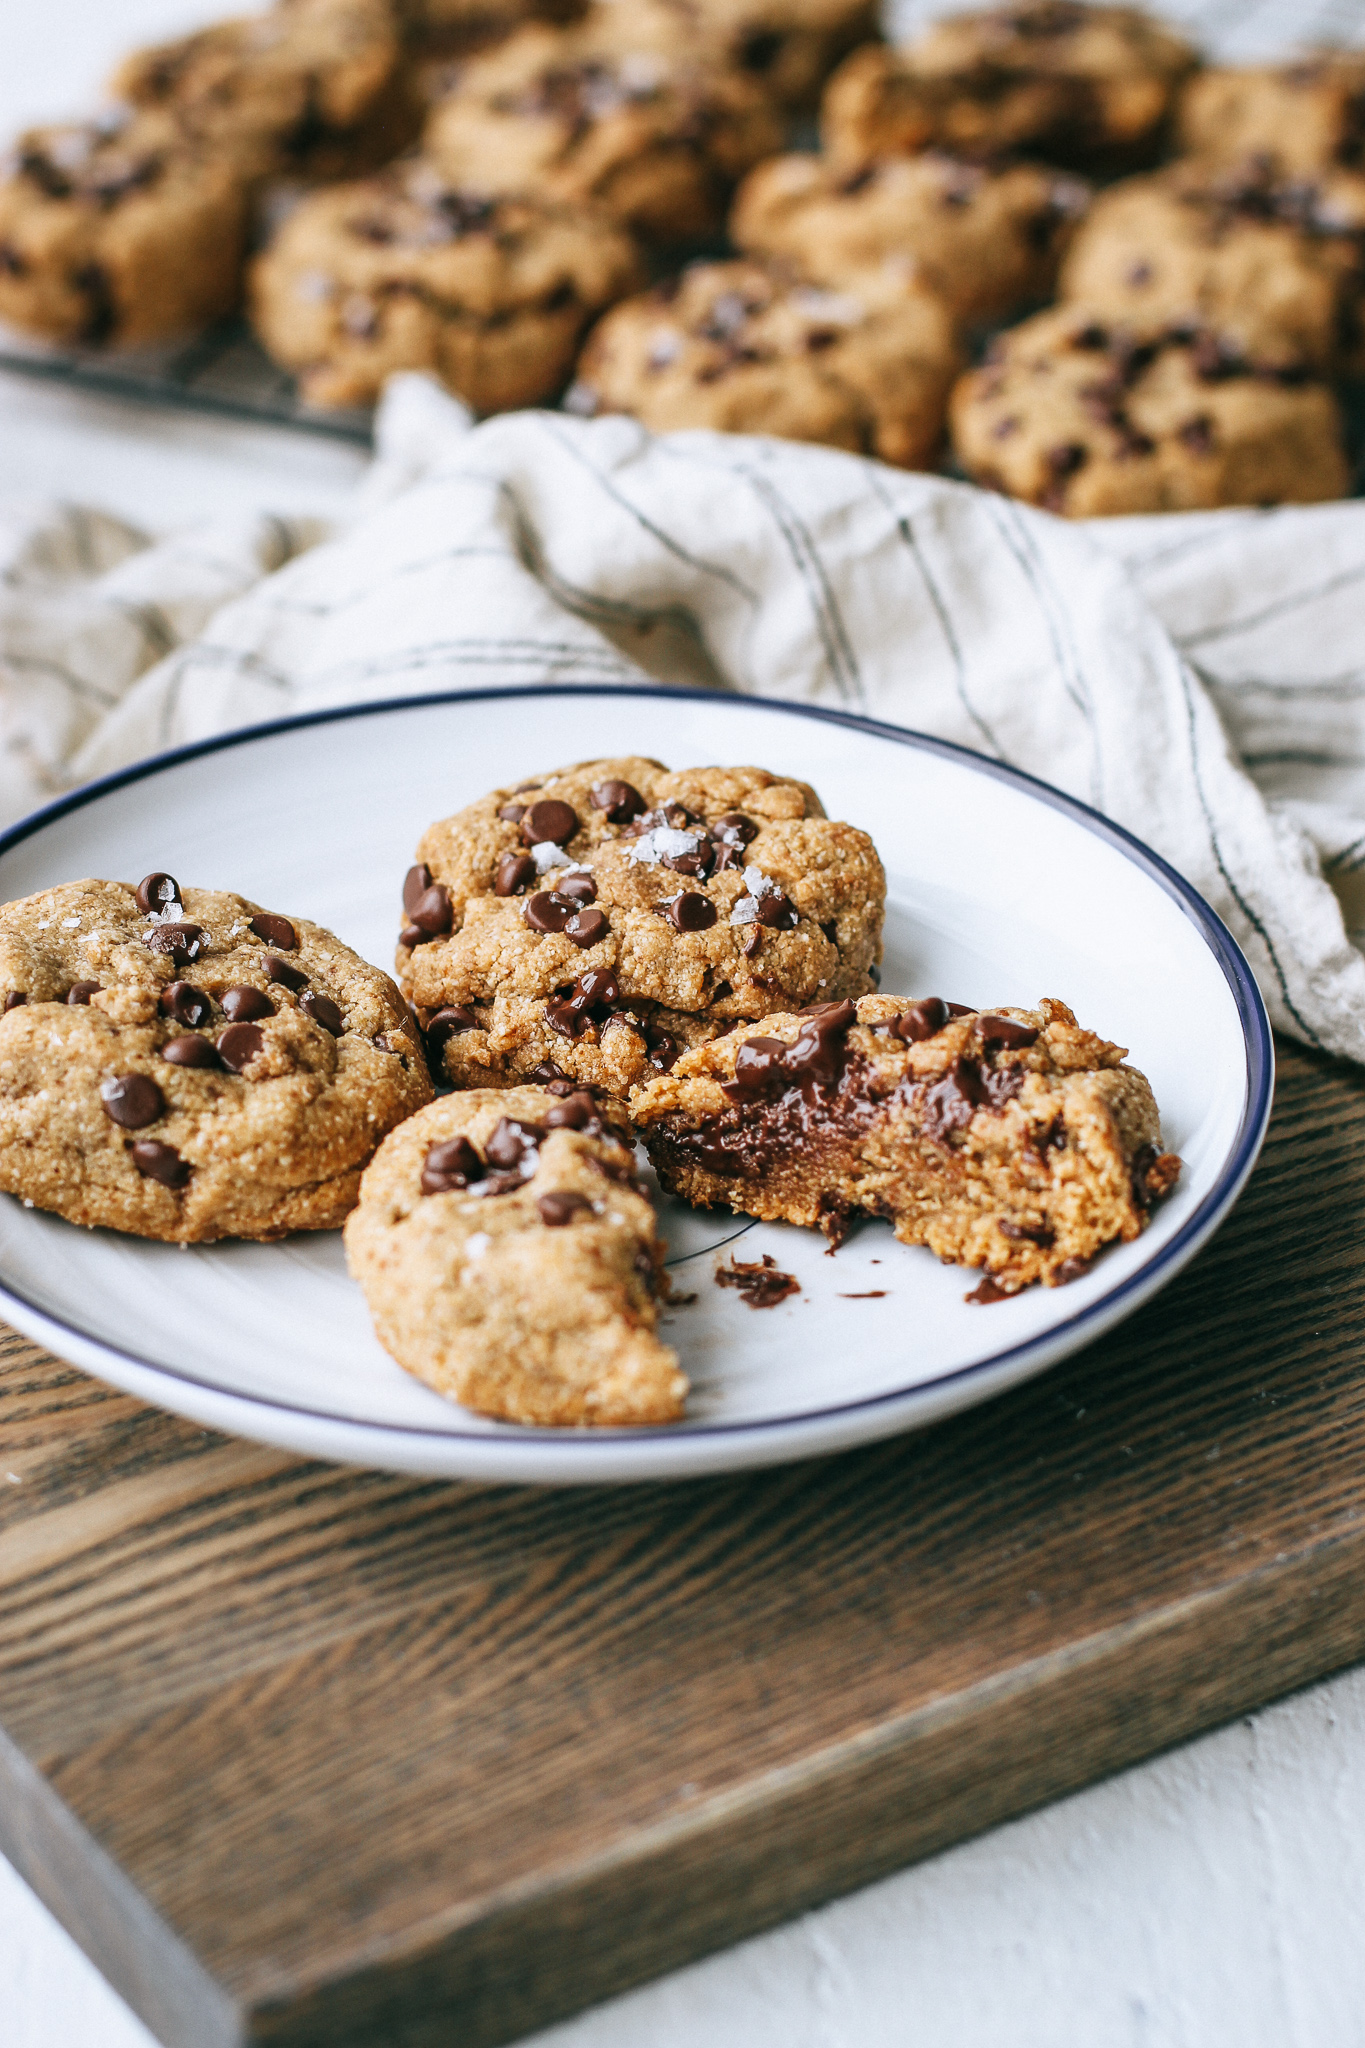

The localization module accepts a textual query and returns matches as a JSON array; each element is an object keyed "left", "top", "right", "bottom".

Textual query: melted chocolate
[{"left": 714, "top": 1254, "right": 799, "bottom": 1309}]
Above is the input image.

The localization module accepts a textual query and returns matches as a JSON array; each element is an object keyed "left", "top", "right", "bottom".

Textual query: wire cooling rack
[{"left": 2, "top": 0, "right": 1363, "bottom": 448}]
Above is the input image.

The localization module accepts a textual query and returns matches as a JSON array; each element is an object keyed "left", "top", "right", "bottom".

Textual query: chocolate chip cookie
[
  {"left": 1058, "top": 159, "right": 1365, "bottom": 378},
  {"left": 399, "top": 758, "right": 885, "bottom": 1094},
  {"left": 570, "top": 258, "right": 959, "bottom": 467},
  {"left": 630, "top": 993, "right": 1180, "bottom": 1290},
  {"left": 1177, "top": 55, "right": 1365, "bottom": 181},
  {"left": 822, "top": 0, "right": 1197, "bottom": 173},
  {"left": 0, "top": 111, "right": 248, "bottom": 346},
  {"left": 345, "top": 1084, "right": 686, "bottom": 1425},
  {"left": 421, "top": 18, "right": 782, "bottom": 243},
  {"left": 249, "top": 158, "right": 642, "bottom": 409},
  {"left": 110, "top": 0, "right": 421, "bottom": 186},
  {"left": 950, "top": 304, "right": 1350, "bottom": 516},
  {"left": 730, "top": 149, "right": 1089, "bottom": 327},
  {"left": 0, "top": 874, "right": 432, "bottom": 1242},
  {"left": 593, "top": 0, "right": 881, "bottom": 112}
]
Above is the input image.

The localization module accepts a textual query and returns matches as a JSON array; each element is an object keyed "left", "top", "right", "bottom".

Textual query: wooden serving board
[{"left": 2, "top": 1036, "right": 1365, "bottom": 2048}]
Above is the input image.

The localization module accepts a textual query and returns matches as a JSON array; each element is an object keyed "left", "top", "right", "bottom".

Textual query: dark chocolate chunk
[
  {"left": 221, "top": 985, "right": 274, "bottom": 1023},
  {"left": 161, "top": 1034, "right": 222, "bottom": 1069},
  {"left": 300, "top": 991, "right": 344, "bottom": 1035},
  {"left": 497, "top": 803, "right": 526, "bottom": 825},
  {"left": 402, "top": 863, "right": 432, "bottom": 913},
  {"left": 421, "top": 1135, "right": 485, "bottom": 1194},
  {"left": 525, "top": 891, "right": 576, "bottom": 933},
  {"left": 894, "top": 996, "right": 948, "bottom": 1042},
  {"left": 564, "top": 907, "right": 608, "bottom": 949},
  {"left": 664, "top": 892, "right": 717, "bottom": 932},
  {"left": 485, "top": 1116, "right": 545, "bottom": 1170},
  {"left": 66, "top": 982, "right": 100, "bottom": 1005},
  {"left": 135, "top": 871, "right": 180, "bottom": 913},
  {"left": 999, "top": 1218, "right": 1055, "bottom": 1245},
  {"left": 544, "top": 1090, "right": 602, "bottom": 1134},
  {"left": 100, "top": 1072, "right": 165, "bottom": 1128},
  {"left": 3, "top": 991, "right": 26, "bottom": 1011},
  {"left": 142, "top": 923, "right": 204, "bottom": 965},
  {"left": 918, "top": 1056, "right": 984, "bottom": 1142},
  {"left": 980, "top": 1064, "right": 1026, "bottom": 1109},
  {"left": 756, "top": 889, "right": 798, "bottom": 930},
  {"left": 590, "top": 778, "right": 645, "bottom": 823},
  {"left": 520, "top": 799, "right": 578, "bottom": 848},
  {"left": 406, "top": 884, "right": 453, "bottom": 937},
  {"left": 537, "top": 1191, "right": 592, "bottom": 1227},
  {"left": 978, "top": 1014, "right": 1039, "bottom": 1049},
  {"left": 130, "top": 1139, "right": 190, "bottom": 1188},
  {"left": 741, "top": 928, "right": 761, "bottom": 957},
  {"left": 647, "top": 1029, "right": 681, "bottom": 1073},
  {"left": 250, "top": 913, "right": 297, "bottom": 950},
  {"left": 783, "top": 999, "right": 855, "bottom": 1086},
  {"left": 159, "top": 981, "right": 211, "bottom": 1027},
  {"left": 495, "top": 852, "right": 538, "bottom": 896},
  {"left": 722, "top": 1035, "right": 790, "bottom": 1104},
  {"left": 217, "top": 1022, "right": 265, "bottom": 1074},
  {"left": 529, "top": 1059, "right": 572, "bottom": 1084},
  {"left": 556, "top": 871, "right": 598, "bottom": 905},
  {"left": 263, "top": 952, "right": 308, "bottom": 992},
  {"left": 426, "top": 1005, "right": 476, "bottom": 1054}
]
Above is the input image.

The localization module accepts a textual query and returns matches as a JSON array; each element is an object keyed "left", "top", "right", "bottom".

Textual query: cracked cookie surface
[
  {"left": 398, "top": 757, "right": 885, "bottom": 1093},
  {"left": 630, "top": 993, "right": 1180, "bottom": 1291},
  {"left": 345, "top": 1083, "right": 686, "bottom": 1425},
  {"left": 0, "top": 875, "right": 432, "bottom": 1242}
]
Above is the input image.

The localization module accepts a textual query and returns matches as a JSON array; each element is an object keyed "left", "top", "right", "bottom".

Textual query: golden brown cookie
[
  {"left": 421, "top": 16, "right": 782, "bottom": 243},
  {"left": 949, "top": 303, "right": 1350, "bottom": 515},
  {"left": 0, "top": 874, "right": 432, "bottom": 1242},
  {"left": 630, "top": 993, "right": 1181, "bottom": 1290},
  {"left": 570, "top": 258, "right": 959, "bottom": 467},
  {"left": 249, "top": 159, "right": 642, "bottom": 409},
  {"left": 730, "top": 149, "right": 1090, "bottom": 327},
  {"left": 822, "top": 0, "right": 1197, "bottom": 172},
  {"left": 592, "top": 0, "right": 881, "bottom": 112},
  {"left": 0, "top": 111, "right": 247, "bottom": 346},
  {"left": 1058, "top": 159, "right": 1365, "bottom": 377},
  {"left": 110, "top": 0, "right": 420, "bottom": 186},
  {"left": 399, "top": 758, "right": 885, "bottom": 1093},
  {"left": 1176, "top": 54, "right": 1365, "bottom": 180},
  {"left": 345, "top": 1084, "right": 687, "bottom": 1425}
]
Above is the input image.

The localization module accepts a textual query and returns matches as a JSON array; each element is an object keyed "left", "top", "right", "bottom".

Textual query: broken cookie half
[
  {"left": 630, "top": 994, "right": 1180, "bottom": 1294},
  {"left": 345, "top": 1083, "right": 686, "bottom": 1426}
]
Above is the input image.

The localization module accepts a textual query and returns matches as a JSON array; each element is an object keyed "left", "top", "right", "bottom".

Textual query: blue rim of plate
[{"left": 0, "top": 684, "right": 1274, "bottom": 1445}]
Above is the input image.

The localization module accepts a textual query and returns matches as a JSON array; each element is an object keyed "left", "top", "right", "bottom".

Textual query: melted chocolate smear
[
  {"left": 965, "top": 1275, "right": 1013, "bottom": 1304},
  {"left": 714, "top": 1253, "right": 799, "bottom": 1310},
  {"left": 722, "top": 1000, "right": 855, "bottom": 1105},
  {"left": 839, "top": 1290, "right": 888, "bottom": 1299},
  {"left": 677, "top": 1044, "right": 878, "bottom": 1183},
  {"left": 917, "top": 1056, "right": 985, "bottom": 1142}
]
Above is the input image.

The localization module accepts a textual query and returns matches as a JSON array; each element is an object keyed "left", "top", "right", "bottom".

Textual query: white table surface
[{"left": 5, "top": 3, "right": 1365, "bottom": 2044}]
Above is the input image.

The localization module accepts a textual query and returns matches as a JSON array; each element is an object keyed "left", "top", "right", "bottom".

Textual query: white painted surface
[{"left": 4, "top": 2, "right": 1365, "bottom": 2042}]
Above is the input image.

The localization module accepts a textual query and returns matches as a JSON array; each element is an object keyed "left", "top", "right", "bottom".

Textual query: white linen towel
[{"left": 4, "top": 374, "right": 1365, "bottom": 1061}]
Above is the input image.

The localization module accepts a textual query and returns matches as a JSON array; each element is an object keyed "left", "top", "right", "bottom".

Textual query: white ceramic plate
[{"left": 0, "top": 689, "right": 1271, "bottom": 1482}]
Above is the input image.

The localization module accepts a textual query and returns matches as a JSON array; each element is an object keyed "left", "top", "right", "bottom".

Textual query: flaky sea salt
[
  {"left": 629, "top": 826, "right": 704, "bottom": 867},
  {"left": 729, "top": 896, "right": 760, "bottom": 927}
]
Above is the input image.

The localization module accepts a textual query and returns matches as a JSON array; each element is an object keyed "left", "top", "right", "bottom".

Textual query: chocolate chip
[
  {"left": 135, "top": 872, "right": 181, "bottom": 913},
  {"left": 647, "top": 1030, "right": 681, "bottom": 1072},
  {"left": 525, "top": 891, "right": 576, "bottom": 934},
  {"left": 221, "top": 986, "right": 274, "bottom": 1023},
  {"left": 1046, "top": 442, "right": 1088, "bottom": 479},
  {"left": 756, "top": 889, "right": 798, "bottom": 929},
  {"left": 741, "top": 929, "right": 761, "bottom": 957},
  {"left": 946, "top": 1002, "right": 974, "bottom": 1017},
  {"left": 529, "top": 1059, "right": 572, "bottom": 1084},
  {"left": 485, "top": 1116, "right": 545, "bottom": 1170},
  {"left": 722, "top": 1035, "right": 789, "bottom": 1103},
  {"left": 402, "top": 863, "right": 432, "bottom": 912},
  {"left": 918, "top": 1056, "right": 984, "bottom": 1142},
  {"left": 662, "top": 892, "right": 717, "bottom": 932},
  {"left": 546, "top": 994, "right": 591, "bottom": 1038},
  {"left": 250, "top": 914, "right": 297, "bottom": 950},
  {"left": 263, "top": 953, "right": 308, "bottom": 992},
  {"left": 978, "top": 1014, "right": 1039, "bottom": 1049},
  {"left": 66, "top": 982, "right": 100, "bottom": 1005},
  {"left": 1054, "top": 1256, "right": 1091, "bottom": 1284},
  {"left": 544, "top": 1090, "right": 601, "bottom": 1132},
  {"left": 520, "top": 799, "right": 578, "bottom": 848},
  {"left": 100, "top": 1072, "right": 165, "bottom": 1128},
  {"left": 142, "top": 923, "right": 204, "bottom": 965},
  {"left": 159, "top": 981, "right": 211, "bottom": 1027},
  {"left": 217, "top": 1022, "right": 265, "bottom": 1073},
  {"left": 406, "top": 884, "right": 453, "bottom": 937},
  {"left": 556, "top": 871, "right": 598, "bottom": 905},
  {"left": 895, "top": 997, "right": 948, "bottom": 1041},
  {"left": 662, "top": 837, "right": 715, "bottom": 878},
  {"left": 421, "top": 1136, "right": 485, "bottom": 1194},
  {"left": 710, "top": 812, "right": 758, "bottom": 848},
  {"left": 590, "top": 778, "right": 645, "bottom": 823},
  {"left": 3, "top": 991, "right": 26, "bottom": 1011},
  {"left": 399, "top": 925, "right": 425, "bottom": 950},
  {"left": 161, "top": 1034, "right": 222, "bottom": 1069},
  {"left": 980, "top": 1065, "right": 1025, "bottom": 1109},
  {"left": 498, "top": 803, "right": 527, "bottom": 825},
  {"left": 784, "top": 999, "right": 856, "bottom": 1085},
  {"left": 300, "top": 991, "right": 344, "bottom": 1035},
  {"left": 495, "top": 852, "right": 537, "bottom": 896},
  {"left": 565, "top": 907, "right": 608, "bottom": 949},
  {"left": 427, "top": 1005, "right": 476, "bottom": 1055},
  {"left": 1178, "top": 414, "right": 1216, "bottom": 455},
  {"left": 130, "top": 1139, "right": 190, "bottom": 1188},
  {"left": 1000, "top": 1218, "right": 1055, "bottom": 1245},
  {"left": 538, "top": 1191, "right": 591, "bottom": 1226}
]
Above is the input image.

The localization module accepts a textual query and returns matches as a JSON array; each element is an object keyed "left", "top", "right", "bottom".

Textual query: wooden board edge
[
  {"left": 243, "top": 1524, "right": 1365, "bottom": 2048},
  {"left": 0, "top": 1722, "right": 241, "bottom": 2048}
]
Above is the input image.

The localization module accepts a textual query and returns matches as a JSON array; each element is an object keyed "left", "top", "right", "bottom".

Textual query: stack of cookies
[
  {"left": 0, "top": 757, "right": 1181, "bottom": 1429},
  {"left": 2, "top": 1, "right": 1360, "bottom": 501}
]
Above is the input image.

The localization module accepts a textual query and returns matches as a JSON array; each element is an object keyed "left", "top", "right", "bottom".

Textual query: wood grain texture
[{"left": 2, "top": 1036, "right": 1364, "bottom": 2048}]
